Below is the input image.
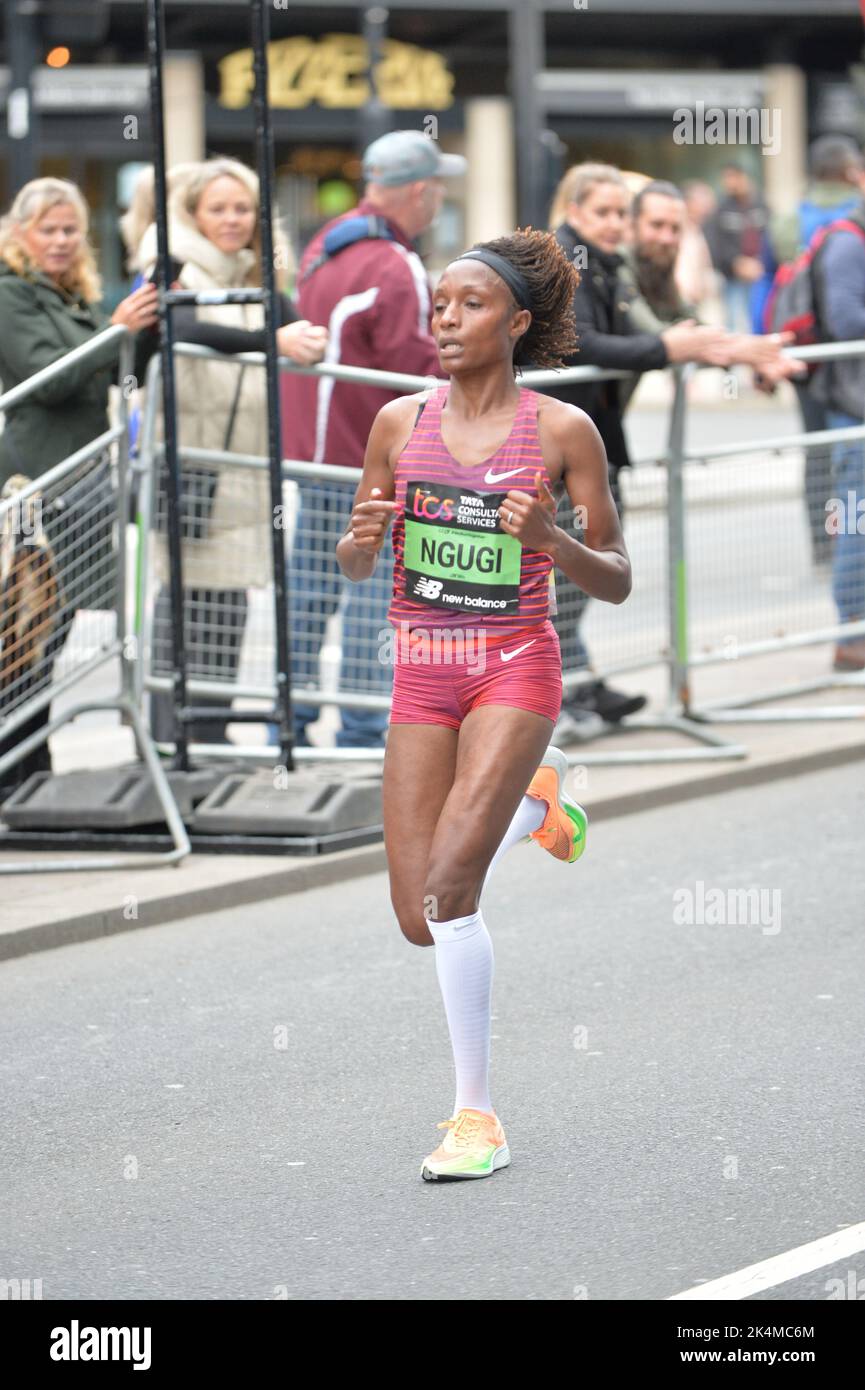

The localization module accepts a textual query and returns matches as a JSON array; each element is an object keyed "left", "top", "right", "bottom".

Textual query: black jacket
[
  {"left": 542, "top": 223, "right": 668, "bottom": 471},
  {"left": 704, "top": 195, "right": 769, "bottom": 280}
]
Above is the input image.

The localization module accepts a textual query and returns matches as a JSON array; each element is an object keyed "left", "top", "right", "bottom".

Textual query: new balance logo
[
  {"left": 500, "top": 639, "right": 536, "bottom": 662},
  {"left": 414, "top": 577, "right": 443, "bottom": 599}
]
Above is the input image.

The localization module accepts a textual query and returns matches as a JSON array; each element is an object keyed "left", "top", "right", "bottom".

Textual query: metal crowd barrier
[
  {"left": 136, "top": 345, "right": 745, "bottom": 768},
  {"left": 0, "top": 326, "right": 190, "bottom": 873},
  {"left": 4, "top": 329, "right": 862, "bottom": 855},
  {"left": 676, "top": 341, "right": 865, "bottom": 725}
]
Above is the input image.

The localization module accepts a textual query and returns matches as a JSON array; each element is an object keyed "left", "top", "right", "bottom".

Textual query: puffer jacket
[
  {"left": 136, "top": 215, "right": 276, "bottom": 589},
  {"left": 0, "top": 260, "right": 120, "bottom": 492}
]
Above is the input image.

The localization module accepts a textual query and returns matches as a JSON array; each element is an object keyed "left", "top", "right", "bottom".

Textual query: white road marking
[{"left": 669, "top": 1221, "right": 865, "bottom": 1300}]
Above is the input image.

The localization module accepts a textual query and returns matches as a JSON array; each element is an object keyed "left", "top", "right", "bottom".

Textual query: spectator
[
  {"left": 281, "top": 129, "right": 465, "bottom": 750},
  {"left": 119, "top": 163, "right": 201, "bottom": 475},
  {"left": 677, "top": 180, "right": 719, "bottom": 314},
  {"left": 772, "top": 135, "right": 864, "bottom": 264},
  {"left": 131, "top": 157, "right": 327, "bottom": 747},
  {"left": 545, "top": 162, "right": 730, "bottom": 739},
  {"left": 704, "top": 162, "right": 770, "bottom": 335},
  {"left": 810, "top": 163, "right": 865, "bottom": 671},
  {"left": 0, "top": 177, "right": 158, "bottom": 796},
  {"left": 623, "top": 180, "right": 803, "bottom": 396},
  {"left": 119, "top": 163, "right": 201, "bottom": 273},
  {"left": 773, "top": 135, "right": 865, "bottom": 567},
  {"left": 0, "top": 473, "right": 62, "bottom": 799}
]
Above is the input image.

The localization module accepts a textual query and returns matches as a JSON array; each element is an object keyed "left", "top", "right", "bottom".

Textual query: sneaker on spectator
[
  {"left": 553, "top": 706, "right": 605, "bottom": 744},
  {"left": 567, "top": 679, "right": 647, "bottom": 724}
]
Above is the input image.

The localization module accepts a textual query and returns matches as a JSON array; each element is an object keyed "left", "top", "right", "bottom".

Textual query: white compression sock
[
  {"left": 482, "top": 793, "right": 546, "bottom": 894},
  {"left": 427, "top": 910, "right": 495, "bottom": 1117}
]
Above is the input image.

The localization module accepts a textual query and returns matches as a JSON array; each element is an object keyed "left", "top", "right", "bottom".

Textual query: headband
[{"left": 455, "top": 248, "right": 532, "bottom": 312}]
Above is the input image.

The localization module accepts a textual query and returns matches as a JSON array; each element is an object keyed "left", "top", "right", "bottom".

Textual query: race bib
[{"left": 403, "top": 480, "right": 522, "bottom": 613}]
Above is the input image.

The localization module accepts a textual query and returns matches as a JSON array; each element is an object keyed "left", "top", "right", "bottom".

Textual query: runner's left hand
[{"left": 498, "top": 470, "right": 558, "bottom": 552}]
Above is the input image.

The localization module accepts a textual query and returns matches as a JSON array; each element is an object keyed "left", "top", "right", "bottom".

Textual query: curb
[
  {"left": 582, "top": 736, "right": 865, "bottom": 823},
  {"left": 2, "top": 735, "right": 864, "bottom": 963},
  {"left": 0, "top": 842, "right": 388, "bottom": 964}
]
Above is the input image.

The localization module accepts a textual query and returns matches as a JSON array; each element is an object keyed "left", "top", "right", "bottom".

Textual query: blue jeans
[
  {"left": 827, "top": 410, "right": 865, "bottom": 639},
  {"left": 551, "top": 470, "right": 622, "bottom": 682},
  {"left": 286, "top": 479, "right": 393, "bottom": 748},
  {"left": 722, "top": 278, "right": 752, "bottom": 336}
]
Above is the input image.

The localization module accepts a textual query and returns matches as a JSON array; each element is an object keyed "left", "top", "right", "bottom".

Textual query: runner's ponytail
[{"left": 468, "top": 227, "right": 580, "bottom": 371}]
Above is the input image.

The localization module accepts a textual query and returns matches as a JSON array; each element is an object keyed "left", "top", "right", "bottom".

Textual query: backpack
[
  {"left": 297, "top": 214, "right": 394, "bottom": 286},
  {"left": 798, "top": 195, "right": 861, "bottom": 250},
  {"left": 762, "top": 214, "right": 865, "bottom": 359}
]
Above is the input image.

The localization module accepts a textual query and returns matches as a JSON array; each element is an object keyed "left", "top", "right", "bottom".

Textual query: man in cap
[{"left": 282, "top": 130, "right": 465, "bottom": 749}]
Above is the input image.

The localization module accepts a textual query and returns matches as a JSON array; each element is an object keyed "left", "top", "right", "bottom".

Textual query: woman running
[{"left": 336, "top": 228, "right": 632, "bottom": 1181}]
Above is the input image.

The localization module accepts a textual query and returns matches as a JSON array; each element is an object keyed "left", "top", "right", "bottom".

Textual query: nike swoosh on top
[
  {"left": 500, "top": 639, "right": 537, "bottom": 663},
  {"left": 484, "top": 466, "right": 528, "bottom": 485}
]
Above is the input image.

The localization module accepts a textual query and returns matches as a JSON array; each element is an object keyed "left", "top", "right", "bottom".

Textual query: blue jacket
[{"left": 811, "top": 203, "right": 865, "bottom": 419}]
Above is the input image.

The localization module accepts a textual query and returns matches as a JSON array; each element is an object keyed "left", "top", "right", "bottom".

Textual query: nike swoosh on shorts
[
  {"left": 484, "top": 465, "right": 528, "bottom": 484},
  {"left": 500, "top": 638, "right": 537, "bottom": 663}
]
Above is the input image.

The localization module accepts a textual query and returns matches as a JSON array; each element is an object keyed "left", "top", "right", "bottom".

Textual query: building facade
[{"left": 0, "top": 0, "right": 862, "bottom": 303}]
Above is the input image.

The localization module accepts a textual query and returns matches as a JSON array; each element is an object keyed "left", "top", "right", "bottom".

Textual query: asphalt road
[{"left": 1, "top": 758, "right": 863, "bottom": 1301}]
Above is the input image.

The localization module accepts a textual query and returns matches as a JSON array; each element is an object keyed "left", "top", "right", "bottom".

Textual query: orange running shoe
[
  {"left": 420, "top": 1108, "right": 510, "bottom": 1181},
  {"left": 527, "top": 745, "right": 587, "bottom": 863}
]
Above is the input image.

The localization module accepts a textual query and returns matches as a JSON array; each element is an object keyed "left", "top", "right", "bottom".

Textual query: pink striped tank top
[{"left": 388, "top": 385, "right": 553, "bottom": 635}]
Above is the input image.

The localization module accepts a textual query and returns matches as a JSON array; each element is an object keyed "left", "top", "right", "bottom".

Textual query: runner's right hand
[{"left": 350, "top": 487, "right": 397, "bottom": 552}]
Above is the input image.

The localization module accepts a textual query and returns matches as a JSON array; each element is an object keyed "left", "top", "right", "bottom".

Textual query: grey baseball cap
[{"left": 362, "top": 129, "right": 467, "bottom": 187}]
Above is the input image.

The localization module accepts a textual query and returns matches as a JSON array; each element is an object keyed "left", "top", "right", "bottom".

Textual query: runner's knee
[
  {"left": 390, "top": 888, "right": 435, "bottom": 947},
  {"left": 423, "top": 859, "right": 483, "bottom": 924}
]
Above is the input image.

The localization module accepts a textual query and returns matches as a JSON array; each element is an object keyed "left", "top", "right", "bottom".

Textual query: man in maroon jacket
[{"left": 282, "top": 130, "right": 464, "bottom": 748}]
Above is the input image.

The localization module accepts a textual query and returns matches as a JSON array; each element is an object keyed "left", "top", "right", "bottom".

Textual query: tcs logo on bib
[{"left": 411, "top": 488, "right": 455, "bottom": 522}]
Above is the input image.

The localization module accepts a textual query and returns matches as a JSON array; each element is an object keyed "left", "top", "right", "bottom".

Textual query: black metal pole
[
  {"left": 250, "top": 0, "right": 295, "bottom": 771},
  {"left": 6, "top": 0, "right": 40, "bottom": 191},
  {"left": 146, "top": 0, "right": 189, "bottom": 771},
  {"left": 361, "top": 6, "right": 391, "bottom": 153},
  {"left": 508, "top": 0, "right": 547, "bottom": 229}
]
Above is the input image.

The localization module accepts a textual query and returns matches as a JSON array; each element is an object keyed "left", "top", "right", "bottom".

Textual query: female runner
[{"left": 336, "top": 229, "right": 632, "bottom": 1181}]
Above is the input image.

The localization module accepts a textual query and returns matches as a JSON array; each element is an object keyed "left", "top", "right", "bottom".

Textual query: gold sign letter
[{"left": 219, "top": 34, "right": 455, "bottom": 111}]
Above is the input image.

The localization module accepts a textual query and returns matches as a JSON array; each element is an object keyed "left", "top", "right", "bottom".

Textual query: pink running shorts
[{"left": 389, "top": 619, "right": 562, "bottom": 731}]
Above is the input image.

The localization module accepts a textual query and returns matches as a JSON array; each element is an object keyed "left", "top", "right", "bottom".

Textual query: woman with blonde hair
[
  {"left": 119, "top": 162, "right": 201, "bottom": 269},
  {"left": 0, "top": 177, "right": 158, "bottom": 794},
  {"left": 132, "top": 156, "right": 328, "bottom": 746},
  {"left": 0, "top": 176, "right": 157, "bottom": 489}
]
